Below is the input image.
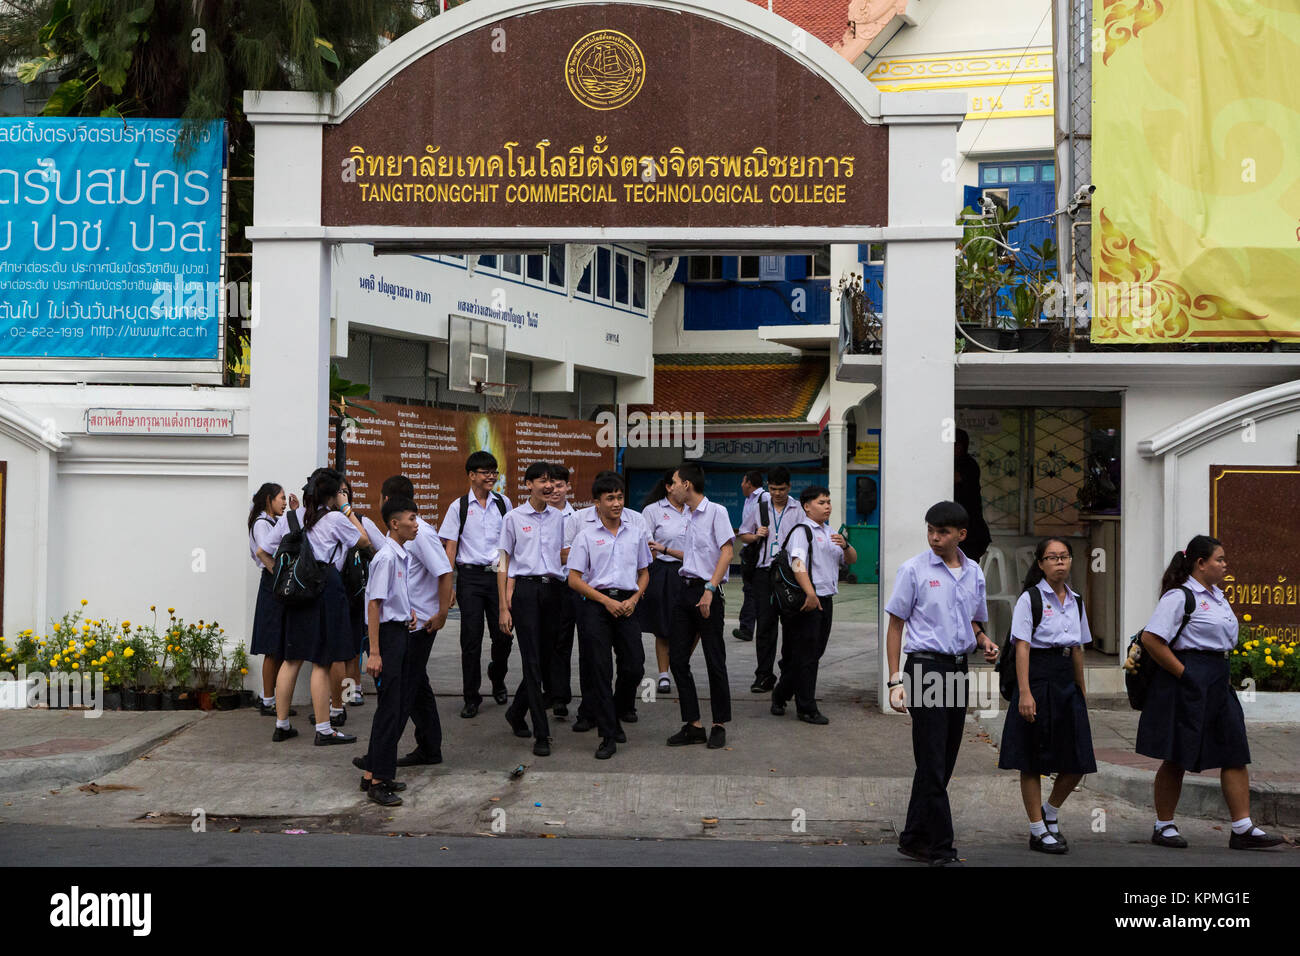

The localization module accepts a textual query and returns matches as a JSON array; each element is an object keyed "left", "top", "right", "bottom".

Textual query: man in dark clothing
[{"left": 954, "top": 429, "right": 991, "bottom": 561}]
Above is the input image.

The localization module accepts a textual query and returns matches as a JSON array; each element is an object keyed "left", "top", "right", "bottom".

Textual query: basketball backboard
[{"left": 447, "top": 314, "right": 506, "bottom": 395}]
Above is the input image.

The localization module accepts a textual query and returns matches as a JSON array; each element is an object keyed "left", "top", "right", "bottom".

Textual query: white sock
[
  {"left": 1029, "top": 820, "right": 1057, "bottom": 844},
  {"left": 263, "top": 695, "right": 275, "bottom": 706},
  {"left": 275, "top": 718, "right": 290, "bottom": 730},
  {"left": 315, "top": 721, "right": 333, "bottom": 734},
  {"left": 1231, "top": 816, "right": 1264, "bottom": 836},
  {"left": 1156, "top": 818, "right": 1180, "bottom": 837},
  {"left": 659, "top": 672, "right": 670, "bottom": 680},
  {"left": 329, "top": 706, "right": 345, "bottom": 716},
  {"left": 1042, "top": 802, "right": 1060, "bottom": 825}
]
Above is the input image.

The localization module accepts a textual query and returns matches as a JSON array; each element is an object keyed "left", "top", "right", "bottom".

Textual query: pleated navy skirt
[
  {"left": 998, "top": 647, "right": 1096, "bottom": 775},
  {"left": 641, "top": 560, "right": 683, "bottom": 637},
  {"left": 1136, "top": 650, "right": 1250, "bottom": 772},
  {"left": 250, "top": 569, "right": 286, "bottom": 659},
  {"left": 281, "top": 564, "right": 355, "bottom": 666}
]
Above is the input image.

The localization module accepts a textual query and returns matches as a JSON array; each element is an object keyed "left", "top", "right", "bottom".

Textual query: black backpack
[
  {"left": 341, "top": 541, "right": 375, "bottom": 606},
  {"left": 995, "top": 587, "right": 1085, "bottom": 701},
  {"left": 1124, "top": 586, "right": 1194, "bottom": 711},
  {"left": 740, "top": 496, "right": 770, "bottom": 584},
  {"left": 770, "top": 523, "right": 815, "bottom": 615},
  {"left": 457, "top": 491, "right": 507, "bottom": 542},
  {"left": 271, "top": 510, "right": 325, "bottom": 605}
]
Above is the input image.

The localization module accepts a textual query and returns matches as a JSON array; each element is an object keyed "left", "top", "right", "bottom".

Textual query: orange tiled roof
[
  {"left": 745, "top": 0, "right": 850, "bottom": 50},
  {"left": 632, "top": 354, "right": 827, "bottom": 425}
]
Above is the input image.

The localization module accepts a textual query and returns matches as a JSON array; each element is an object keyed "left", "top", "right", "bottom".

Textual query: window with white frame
[
  {"left": 688, "top": 255, "right": 723, "bottom": 281},
  {"left": 805, "top": 246, "right": 832, "bottom": 278}
]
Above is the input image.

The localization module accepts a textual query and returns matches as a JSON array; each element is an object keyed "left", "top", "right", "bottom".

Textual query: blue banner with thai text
[{"left": 0, "top": 118, "right": 224, "bottom": 359}]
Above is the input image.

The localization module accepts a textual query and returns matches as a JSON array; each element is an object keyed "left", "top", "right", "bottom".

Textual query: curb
[
  {"left": 972, "top": 713, "right": 1300, "bottom": 828},
  {"left": 0, "top": 712, "right": 204, "bottom": 793}
]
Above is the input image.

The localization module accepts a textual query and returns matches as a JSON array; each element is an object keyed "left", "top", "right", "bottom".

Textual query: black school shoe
[
  {"left": 1044, "top": 820, "right": 1068, "bottom": 848},
  {"left": 396, "top": 750, "right": 442, "bottom": 767},
  {"left": 1229, "top": 829, "right": 1285, "bottom": 850},
  {"left": 896, "top": 844, "right": 930, "bottom": 863},
  {"left": 508, "top": 715, "right": 532, "bottom": 738},
  {"left": 770, "top": 691, "right": 786, "bottom": 716},
  {"left": 314, "top": 730, "right": 357, "bottom": 746},
  {"left": 797, "top": 711, "right": 830, "bottom": 726},
  {"left": 367, "top": 782, "right": 403, "bottom": 807},
  {"left": 572, "top": 716, "right": 597, "bottom": 733},
  {"left": 359, "top": 777, "right": 407, "bottom": 793},
  {"left": 1029, "top": 833, "right": 1068, "bottom": 855},
  {"left": 553, "top": 703, "right": 569, "bottom": 718},
  {"left": 667, "top": 723, "right": 708, "bottom": 746},
  {"left": 929, "top": 854, "right": 960, "bottom": 866},
  {"left": 707, "top": 725, "right": 726, "bottom": 749},
  {"left": 750, "top": 676, "right": 776, "bottom": 693},
  {"left": 533, "top": 738, "right": 551, "bottom": 757},
  {"left": 595, "top": 737, "right": 617, "bottom": 759},
  {"left": 492, "top": 686, "right": 509, "bottom": 706},
  {"left": 259, "top": 701, "right": 297, "bottom": 717},
  {"left": 1151, "top": 824, "right": 1188, "bottom": 848},
  {"left": 271, "top": 726, "right": 298, "bottom": 742},
  {"left": 619, "top": 710, "right": 638, "bottom": 724},
  {"left": 614, "top": 724, "right": 628, "bottom": 744}
]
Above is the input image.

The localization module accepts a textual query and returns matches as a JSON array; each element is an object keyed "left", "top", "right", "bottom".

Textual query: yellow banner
[{"left": 1091, "top": 0, "right": 1300, "bottom": 342}]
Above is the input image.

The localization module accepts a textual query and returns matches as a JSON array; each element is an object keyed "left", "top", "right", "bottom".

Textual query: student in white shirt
[
  {"left": 772, "top": 485, "right": 856, "bottom": 725},
  {"left": 666, "top": 462, "right": 735, "bottom": 750},
  {"left": 335, "top": 476, "right": 384, "bottom": 723},
  {"left": 1136, "top": 534, "right": 1282, "bottom": 852},
  {"left": 737, "top": 465, "right": 803, "bottom": 694},
  {"left": 566, "top": 471, "right": 651, "bottom": 759},
  {"left": 262, "top": 467, "right": 370, "bottom": 746},
  {"left": 438, "top": 451, "right": 513, "bottom": 718},
  {"left": 498, "top": 461, "right": 566, "bottom": 756},
  {"left": 996, "top": 536, "right": 1095, "bottom": 854},
  {"left": 884, "top": 500, "right": 999, "bottom": 865},
  {"left": 641, "top": 469, "right": 689, "bottom": 694},
  {"left": 545, "top": 465, "right": 578, "bottom": 717},
  {"left": 733, "top": 470, "right": 765, "bottom": 642},
  {"left": 358, "top": 496, "right": 420, "bottom": 807},
  {"left": 247, "top": 481, "right": 296, "bottom": 717}
]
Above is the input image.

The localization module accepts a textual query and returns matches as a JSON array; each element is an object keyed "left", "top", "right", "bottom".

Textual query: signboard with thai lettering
[
  {"left": 322, "top": 5, "right": 887, "bottom": 229},
  {"left": 85, "top": 408, "right": 236, "bottom": 436},
  {"left": 334, "top": 400, "right": 615, "bottom": 524},
  {"left": 1210, "top": 465, "right": 1300, "bottom": 641}
]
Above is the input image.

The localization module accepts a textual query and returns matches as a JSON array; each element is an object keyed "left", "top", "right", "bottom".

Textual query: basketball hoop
[{"left": 474, "top": 380, "right": 520, "bottom": 415}]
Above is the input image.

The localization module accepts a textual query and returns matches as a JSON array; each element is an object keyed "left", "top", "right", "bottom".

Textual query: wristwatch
[
  {"left": 704, "top": 582, "right": 718, "bottom": 593},
  {"left": 887, "top": 679, "right": 903, "bottom": 689}
]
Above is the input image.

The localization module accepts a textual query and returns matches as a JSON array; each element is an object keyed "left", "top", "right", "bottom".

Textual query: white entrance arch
[{"left": 244, "top": 0, "right": 965, "bottom": 712}]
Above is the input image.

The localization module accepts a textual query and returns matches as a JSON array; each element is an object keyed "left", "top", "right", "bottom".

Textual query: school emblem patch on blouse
[{"left": 565, "top": 30, "right": 645, "bottom": 111}]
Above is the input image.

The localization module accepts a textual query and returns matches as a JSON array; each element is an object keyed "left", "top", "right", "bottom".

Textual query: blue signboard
[{"left": 0, "top": 118, "right": 224, "bottom": 359}]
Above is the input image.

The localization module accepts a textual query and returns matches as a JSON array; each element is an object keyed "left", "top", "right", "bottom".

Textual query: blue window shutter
[
  {"left": 759, "top": 255, "right": 783, "bottom": 280},
  {"left": 963, "top": 185, "right": 983, "bottom": 212}
]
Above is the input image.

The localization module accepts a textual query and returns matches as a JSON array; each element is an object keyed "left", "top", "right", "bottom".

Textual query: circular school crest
[{"left": 565, "top": 30, "right": 645, "bottom": 111}]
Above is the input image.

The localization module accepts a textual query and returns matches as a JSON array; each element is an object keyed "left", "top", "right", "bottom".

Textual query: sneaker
[
  {"left": 1029, "top": 832, "right": 1068, "bottom": 855},
  {"left": 595, "top": 737, "right": 617, "bottom": 760},
  {"left": 271, "top": 725, "right": 298, "bottom": 742},
  {"left": 1151, "top": 824, "right": 1188, "bottom": 848},
  {"left": 533, "top": 738, "right": 552, "bottom": 757},
  {"left": 732, "top": 628, "right": 753, "bottom": 642},
  {"left": 367, "top": 781, "right": 403, "bottom": 807},
  {"left": 507, "top": 715, "right": 532, "bottom": 739},
  {"left": 750, "top": 676, "right": 776, "bottom": 693},
  {"left": 572, "top": 717, "right": 597, "bottom": 733},
  {"left": 359, "top": 777, "right": 407, "bottom": 793},
  {"left": 707, "top": 725, "right": 726, "bottom": 749},
  {"left": 667, "top": 723, "right": 707, "bottom": 747},
  {"left": 1228, "top": 829, "right": 1284, "bottom": 850},
  {"left": 314, "top": 730, "right": 357, "bottom": 746},
  {"left": 797, "top": 711, "right": 830, "bottom": 726}
]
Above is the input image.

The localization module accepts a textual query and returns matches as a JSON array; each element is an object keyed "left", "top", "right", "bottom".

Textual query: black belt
[
  {"left": 907, "top": 651, "right": 969, "bottom": 668},
  {"left": 596, "top": 588, "right": 635, "bottom": 600},
  {"left": 1029, "top": 646, "right": 1075, "bottom": 658},
  {"left": 1178, "top": 648, "right": 1230, "bottom": 659},
  {"left": 516, "top": 574, "right": 563, "bottom": 585},
  {"left": 457, "top": 563, "right": 495, "bottom": 573},
  {"left": 681, "top": 575, "right": 709, "bottom": 586}
]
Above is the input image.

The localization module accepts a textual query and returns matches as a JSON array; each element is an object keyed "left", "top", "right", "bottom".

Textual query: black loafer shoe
[
  {"left": 460, "top": 702, "right": 479, "bottom": 719},
  {"left": 396, "top": 750, "right": 442, "bottom": 767},
  {"left": 732, "top": 628, "right": 753, "bottom": 642},
  {"left": 1029, "top": 833, "right": 1068, "bottom": 855},
  {"left": 750, "top": 676, "right": 776, "bottom": 693},
  {"left": 330, "top": 710, "right": 347, "bottom": 727},
  {"left": 666, "top": 723, "right": 708, "bottom": 746},
  {"left": 657, "top": 677, "right": 671, "bottom": 694},
  {"left": 797, "top": 711, "right": 830, "bottom": 725},
  {"left": 707, "top": 725, "right": 726, "bottom": 749},
  {"left": 897, "top": 844, "right": 930, "bottom": 863},
  {"left": 1151, "top": 825, "right": 1188, "bottom": 848},
  {"left": 618, "top": 710, "right": 638, "bottom": 724},
  {"left": 1229, "top": 830, "right": 1285, "bottom": 850},
  {"left": 360, "top": 777, "right": 407, "bottom": 793},
  {"left": 271, "top": 726, "right": 298, "bottom": 742},
  {"left": 614, "top": 724, "right": 628, "bottom": 744},
  {"left": 367, "top": 782, "right": 403, "bottom": 807},
  {"left": 928, "top": 854, "right": 960, "bottom": 866},
  {"left": 259, "top": 702, "right": 298, "bottom": 717},
  {"left": 595, "top": 737, "right": 617, "bottom": 759},
  {"left": 1044, "top": 821, "right": 1067, "bottom": 848},
  {"left": 533, "top": 738, "right": 551, "bottom": 757},
  {"left": 314, "top": 730, "right": 357, "bottom": 746},
  {"left": 553, "top": 703, "right": 569, "bottom": 718},
  {"left": 352, "top": 755, "right": 368, "bottom": 771},
  {"left": 492, "top": 687, "right": 509, "bottom": 706},
  {"left": 770, "top": 691, "right": 786, "bottom": 716},
  {"left": 572, "top": 717, "right": 597, "bottom": 733},
  {"left": 508, "top": 715, "right": 532, "bottom": 738}
]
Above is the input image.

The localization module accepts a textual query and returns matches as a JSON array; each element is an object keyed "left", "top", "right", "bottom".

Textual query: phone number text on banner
[{"left": 0, "top": 118, "right": 224, "bottom": 360}]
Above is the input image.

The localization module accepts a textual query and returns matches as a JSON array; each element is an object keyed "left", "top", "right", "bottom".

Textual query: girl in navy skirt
[
  {"left": 1137, "top": 535, "right": 1283, "bottom": 851},
  {"left": 335, "top": 477, "right": 383, "bottom": 716},
  {"left": 641, "top": 470, "right": 689, "bottom": 694},
  {"left": 998, "top": 537, "right": 1095, "bottom": 854},
  {"left": 262, "top": 467, "right": 370, "bottom": 746},
  {"left": 248, "top": 482, "right": 297, "bottom": 716}
]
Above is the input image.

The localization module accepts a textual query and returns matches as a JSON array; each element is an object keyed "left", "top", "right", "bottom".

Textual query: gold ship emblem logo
[{"left": 565, "top": 30, "right": 645, "bottom": 111}]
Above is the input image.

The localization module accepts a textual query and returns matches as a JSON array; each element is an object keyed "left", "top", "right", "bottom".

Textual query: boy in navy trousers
[{"left": 884, "top": 501, "right": 999, "bottom": 864}]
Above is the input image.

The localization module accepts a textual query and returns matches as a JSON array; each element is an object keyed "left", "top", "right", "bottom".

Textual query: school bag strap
[
  {"left": 758, "top": 495, "right": 770, "bottom": 528},
  {"left": 287, "top": 509, "right": 302, "bottom": 535},
  {"left": 1167, "top": 585, "right": 1196, "bottom": 649},
  {"left": 457, "top": 491, "right": 507, "bottom": 542},
  {"left": 780, "top": 522, "right": 815, "bottom": 574}
]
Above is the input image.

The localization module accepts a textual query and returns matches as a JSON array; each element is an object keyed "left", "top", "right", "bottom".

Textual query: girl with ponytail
[
  {"left": 997, "top": 536, "right": 1095, "bottom": 854},
  {"left": 261, "top": 467, "right": 370, "bottom": 746},
  {"left": 1136, "top": 534, "right": 1282, "bottom": 851},
  {"left": 248, "top": 482, "right": 294, "bottom": 714}
]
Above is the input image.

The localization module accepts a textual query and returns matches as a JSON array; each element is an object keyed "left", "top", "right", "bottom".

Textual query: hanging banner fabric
[
  {"left": 1090, "top": 1, "right": 1300, "bottom": 343},
  {"left": 0, "top": 118, "right": 224, "bottom": 359}
]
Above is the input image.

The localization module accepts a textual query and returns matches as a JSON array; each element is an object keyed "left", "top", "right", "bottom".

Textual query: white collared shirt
[
  {"left": 884, "top": 549, "right": 989, "bottom": 655},
  {"left": 437, "top": 491, "right": 512, "bottom": 566},
  {"left": 265, "top": 506, "right": 360, "bottom": 573},
  {"left": 499, "top": 501, "right": 565, "bottom": 579},
  {"left": 249, "top": 511, "right": 277, "bottom": 569},
  {"left": 739, "top": 493, "right": 804, "bottom": 570},
  {"left": 679, "top": 495, "right": 735, "bottom": 583},
  {"left": 785, "top": 515, "right": 847, "bottom": 597},
  {"left": 567, "top": 512, "right": 651, "bottom": 591},
  {"left": 1144, "top": 577, "right": 1238, "bottom": 652},
  {"left": 407, "top": 515, "right": 453, "bottom": 622},
  {"left": 1010, "top": 578, "right": 1092, "bottom": 648},
  {"left": 645, "top": 497, "right": 689, "bottom": 563},
  {"left": 365, "top": 535, "right": 411, "bottom": 624}
]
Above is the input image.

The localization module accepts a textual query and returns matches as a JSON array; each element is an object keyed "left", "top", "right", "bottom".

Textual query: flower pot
[
  {"left": 1015, "top": 327, "right": 1053, "bottom": 352},
  {"left": 214, "top": 691, "right": 240, "bottom": 711},
  {"left": 239, "top": 689, "right": 256, "bottom": 708},
  {"left": 102, "top": 691, "right": 122, "bottom": 711},
  {"left": 138, "top": 691, "right": 162, "bottom": 711},
  {"left": 170, "top": 689, "right": 198, "bottom": 711},
  {"left": 963, "top": 326, "right": 1014, "bottom": 351},
  {"left": 197, "top": 690, "right": 215, "bottom": 711},
  {"left": 121, "top": 688, "right": 138, "bottom": 710}
]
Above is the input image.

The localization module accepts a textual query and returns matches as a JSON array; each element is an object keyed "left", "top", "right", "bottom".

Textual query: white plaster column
[
  {"left": 827, "top": 419, "right": 848, "bottom": 522},
  {"left": 877, "top": 92, "right": 967, "bottom": 713}
]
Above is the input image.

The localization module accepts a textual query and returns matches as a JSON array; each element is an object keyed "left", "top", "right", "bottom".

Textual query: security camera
[{"left": 1072, "top": 183, "right": 1096, "bottom": 204}]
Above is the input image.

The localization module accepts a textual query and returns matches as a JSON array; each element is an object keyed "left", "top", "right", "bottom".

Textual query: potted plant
[
  {"left": 215, "top": 643, "right": 248, "bottom": 711},
  {"left": 955, "top": 204, "right": 1019, "bottom": 350},
  {"left": 187, "top": 620, "right": 222, "bottom": 710},
  {"left": 1006, "top": 238, "right": 1058, "bottom": 351}
]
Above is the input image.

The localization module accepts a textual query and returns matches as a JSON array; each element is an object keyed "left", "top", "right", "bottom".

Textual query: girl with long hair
[
  {"left": 262, "top": 467, "right": 370, "bottom": 745},
  {"left": 996, "top": 536, "right": 1095, "bottom": 854},
  {"left": 1136, "top": 535, "right": 1282, "bottom": 851},
  {"left": 248, "top": 482, "right": 295, "bottom": 715},
  {"left": 641, "top": 469, "right": 688, "bottom": 693}
]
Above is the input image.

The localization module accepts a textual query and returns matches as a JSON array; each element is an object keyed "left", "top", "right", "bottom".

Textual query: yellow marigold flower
[
  {"left": 167, "top": 608, "right": 175, "bottom": 614},
  {"left": 121, "top": 621, "right": 130, "bottom": 629},
  {"left": 240, "top": 667, "right": 248, "bottom": 675},
  {"left": 106, "top": 650, "right": 114, "bottom": 659},
  {"left": 80, "top": 599, "right": 88, "bottom": 606},
  {"left": 150, "top": 605, "right": 156, "bottom": 612},
  {"left": 1232, "top": 650, "right": 1239, "bottom": 655},
  {"left": 87, "top": 639, "right": 95, "bottom": 647},
  {"left": 71, "top": 662, "right": 79, "bottom": 670},
  {"left": 38, "top": 639, "right": 46, "bottom": 646},
  {"left": 22, "top": 629, "right": 31, "bottom": 636},
  {"left": 123, "top": 648, "right": 134, "bottom": 658}
]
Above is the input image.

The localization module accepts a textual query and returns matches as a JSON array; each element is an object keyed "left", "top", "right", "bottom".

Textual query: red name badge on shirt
[
  {"left": 522, "top": 526, "right": 533, "bottom": 533},
  {"left": 595, "top": 538, "right": 608, "bottom": 546},
  {"left": 1044, "top": 607, "right": 1054, "bottom": 617},
  {"left": 929, "top": 579, "right": 942, "bottom": 588},
  {"left": 1201, "top": 600, "right": 1210, "bottom": 611}
]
